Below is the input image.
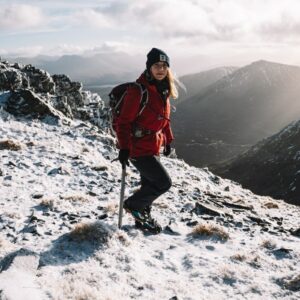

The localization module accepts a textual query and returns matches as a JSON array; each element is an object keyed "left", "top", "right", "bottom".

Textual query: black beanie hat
[{"left": 146, "top": 48, "right": 170, "bottom": 71}]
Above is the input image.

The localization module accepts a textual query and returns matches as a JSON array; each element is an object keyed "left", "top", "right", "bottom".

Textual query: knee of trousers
[{"left": 156, "top": 176, "right": 172, "bottom": 193}]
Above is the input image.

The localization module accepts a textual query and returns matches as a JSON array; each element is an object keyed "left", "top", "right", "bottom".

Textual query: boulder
[{"left": 6, "top": 89, "right": 64, "bottom": 120}]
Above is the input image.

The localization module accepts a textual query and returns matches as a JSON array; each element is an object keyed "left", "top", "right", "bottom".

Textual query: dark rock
[
  {"left": 22, "top": 64, "right": 55, "bottom": 93},
  {"left": 221, "top": 201, "right": 253, "bottom": 210},
  {"left": 32, "top": 193, "right": 43, "bottom": 199},
  {"left": 247, "top": 216, "right": 271, "bottom": 226},
  {"left": 290, "top": 228, "right": 300, "bottom": 237},
  {"left": 242, "top": 227, "right": 250, "bottom": 232},
  {"left": 260, "top": 227, "right": 269, "bottom": 232},
  {"left": 4, "top": 175, "right": 12, "bottom": 181},
  {"left": 186, "top": 220, "right": 198, "bottom": 227},
  {"left": 88, "top": 191, "right": 97, "bottom": 197},
  {"left": 235, "top": 221, "right": 244, "bottom": 228},
  {"left": 201, "top": 215, "right": 215, "bottom": 220},
  {"left": 98, "top": 213, "right": 108, "bottom": 220},
  {"left": 273, "top": 248, "right": 293, "bottom": 254},
  {"left": 0, "top": 66, "right": 24, "bottom": 90},
  {"left": 92, "top": 166, "right": 108, "bottom": 171},
  {"left": 68, "top": 213, "right": 79, "bottom": 221},
  {"left": 163, "top": 226, "right": 181, "bottom": 236},
  {"left": 192, "top": 202, "right": 222, "bottom": 217},
  {"left": 210, "top": 175, "right": 221, "bottom": 184},
  {"left": 6, "top": 89, "right": 61, "bottom": 119},
  {"left": 48, "top": 166, "right": 70, "bottom": 176},
  {"left": 21, "top": 224, "right": 40, "bottom": 235}
]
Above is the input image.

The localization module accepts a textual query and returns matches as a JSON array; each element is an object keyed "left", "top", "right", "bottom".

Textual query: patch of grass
[
  {"left": 190, "top": 223, "right": 229, "bottom": 241},
  {"left": 4, "top": 212, "right": 21, "bottom": 219},
  {"left": 40, "top": 198, "right": 55, "bottom": 209},
  {"left": 103, "top": 202, "right": 118, "bottom": 214},
  {"left": 0, "top": 140, "right": 22, "bottom": 151},
  {"left": 81, "top": 147, "right": 90, "bottom": 153},
  {"left": 220, "top": 267, "right": 236, "bottom": 283},
  {"left": 70, "top": 222, "right": 113, "bottom": 243},
  {"left": 230, "top": 253, "right": 246, "bottom": 262},
  {"left": 26, "top": 141, "right": 35, "bottom": 147},
  {"left": 261, "top": 239, "right": 276, "bottom": 250},
  {"left": 62, "top": 194, "right": 89, "bottom": 203},
  {"left": 91, "top": 165, "right": 108, "bottom": 171},
  {"left": 114, "top": 231, "right": 130, "bottom": 246},
  {"left": 264, "top": 202, "right": 279, "bottom": 209},
  {"left": 153, "top": 202, "right": 168, "bottom": 209},
  {"left": 248, "top": 255, "right": 261, "bottom": 269},
  {"left": 284, "top": 274, "right": 300, "bottom": 291}
]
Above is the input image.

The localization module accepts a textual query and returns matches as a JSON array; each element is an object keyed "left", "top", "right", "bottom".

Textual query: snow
[{"left": 0, "top": 113, "right": 299, "bottom": 300}]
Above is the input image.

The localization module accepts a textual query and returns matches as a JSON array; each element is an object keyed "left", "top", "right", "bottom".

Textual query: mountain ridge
[{"left": 173, "top": 60, "right": 300, "bottom": 167}]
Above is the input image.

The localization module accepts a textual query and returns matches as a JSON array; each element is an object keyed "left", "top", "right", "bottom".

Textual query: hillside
[
  {"left": 212, "top": 119, "right": 300, "bottom": 206},
  {"left": 178, "top": 66, "right": 237, "bottom": 104},
  {"left": 173, "top": 60, "right": 300, "bottom": 167}
]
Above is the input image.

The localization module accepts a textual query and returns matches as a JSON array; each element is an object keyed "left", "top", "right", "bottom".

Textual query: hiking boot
[
  {"left": 123, "top": 201, "right": 148, "bottom": 223},
  {"left": 124, "top": 202, "right": 162, "bottom": 234},
  {"left": 135, "top": 217, "right": 162, "bottom": 234}
]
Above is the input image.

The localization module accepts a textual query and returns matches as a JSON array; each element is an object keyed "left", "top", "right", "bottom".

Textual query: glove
[
  {"left": 118, "top": 149, "right": 130, "bottom": 168},
  {"left": 163, "top": 144, "right": 171, "bottom": 156}
]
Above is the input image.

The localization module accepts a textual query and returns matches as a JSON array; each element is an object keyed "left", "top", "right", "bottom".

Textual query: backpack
[{"left": 108, "top": 82, "right": 148, "bottom": 136}]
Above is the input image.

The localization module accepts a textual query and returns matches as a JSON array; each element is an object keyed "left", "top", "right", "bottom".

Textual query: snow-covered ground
[{"left": 0, "top": 112, "right": 299, "bottom": 300}]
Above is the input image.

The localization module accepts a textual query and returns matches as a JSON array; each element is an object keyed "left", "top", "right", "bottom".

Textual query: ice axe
[{"left": 118, "top": 164, "right": 126, "bottom": 229}]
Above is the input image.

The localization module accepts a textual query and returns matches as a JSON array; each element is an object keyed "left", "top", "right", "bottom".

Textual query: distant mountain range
[
  {"left": 212, "top": 119, "right": 300, "bottom": 206},
  {"left": 177, "top": 66, "right": 238, "bottom": 104},
  {"left": 8, "top": 52, "right": 145, "bottom": 86},
  {"left": 173, "top": 60, "right": 300, "bottom": 167}
]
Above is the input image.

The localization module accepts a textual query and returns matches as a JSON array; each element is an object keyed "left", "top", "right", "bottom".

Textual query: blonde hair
[{"left": 167, "top": 69, "right": 179, "bottom": 99}]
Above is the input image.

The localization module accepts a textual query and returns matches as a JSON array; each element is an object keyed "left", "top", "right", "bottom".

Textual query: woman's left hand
[{"left": 163, "top": 144, "right": 171, "bottom": 156}]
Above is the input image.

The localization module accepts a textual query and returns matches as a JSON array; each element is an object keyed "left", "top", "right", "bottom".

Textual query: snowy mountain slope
[
  {"left": 0, "top": 112, "right": 299, "bottom": 299},
  {"left": 212, "top": 119, "right": 300, "bottom": 206}
]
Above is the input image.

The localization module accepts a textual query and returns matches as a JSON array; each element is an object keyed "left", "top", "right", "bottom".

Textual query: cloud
[
  {"left": 257, "top": 12, "right": 300, "bottom": 42},
  {"left": 66, "top": 0, "right": 300, "bottom": 44},
  {"left": 0, "top": 45, "right": 44, "bottom": 57},
  {"left": 0, "top": 42, "right": 134, "bottom": 58},
  {"left": 71, "top": 8, "right": 113, "bottom": 29},
  {"left": 0, "top": 4, "right": 45, "bottom": 31}
]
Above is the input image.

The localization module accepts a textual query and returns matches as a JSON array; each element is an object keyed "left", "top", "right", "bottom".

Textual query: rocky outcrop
[
  {"left": 5, "top": 89, "right": 66, "bottom": 120},
  {"left": 0, "top": 59, "right": 107, "bottom": 127}
]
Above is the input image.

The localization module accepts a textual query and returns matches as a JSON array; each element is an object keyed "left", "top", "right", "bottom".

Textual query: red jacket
[{"left": 116, "top": 73, "right": 174, "bottom": 158}]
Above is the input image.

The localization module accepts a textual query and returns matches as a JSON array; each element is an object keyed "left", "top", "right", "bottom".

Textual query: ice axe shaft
[{"left": 118, "top": 165, "right": 126, "bottom": 229}]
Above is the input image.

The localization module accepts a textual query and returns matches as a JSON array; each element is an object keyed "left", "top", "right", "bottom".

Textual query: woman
[{"left": 116, "top": 48, "right": 178, "bottom": 233}]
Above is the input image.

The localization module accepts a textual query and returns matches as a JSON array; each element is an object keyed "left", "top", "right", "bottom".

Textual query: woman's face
[{"left": 150, "top": 62, "right": 168, "bottom": 81}]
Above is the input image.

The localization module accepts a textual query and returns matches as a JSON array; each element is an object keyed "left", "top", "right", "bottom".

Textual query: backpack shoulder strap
[{"left": 134, "top": 82, "right": 148, "bottom": 117}]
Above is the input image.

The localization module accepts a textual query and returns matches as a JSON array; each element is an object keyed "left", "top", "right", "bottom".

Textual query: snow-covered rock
[{"left": 0, "top": 59, "right": 107, "bottom": 128}]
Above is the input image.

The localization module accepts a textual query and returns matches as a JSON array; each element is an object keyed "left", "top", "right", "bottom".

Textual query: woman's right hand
[{"left": 118, "top": 149, "right": 130, "bottom": 168}]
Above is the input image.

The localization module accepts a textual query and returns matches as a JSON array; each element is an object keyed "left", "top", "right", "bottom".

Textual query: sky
[{"left": 1, "top": 0, "right": 300, "bottom": 73}]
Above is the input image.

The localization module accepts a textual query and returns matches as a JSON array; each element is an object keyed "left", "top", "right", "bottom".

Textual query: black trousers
[{"left": 126, "top": 155, "right": 172, "bottom": 211}]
